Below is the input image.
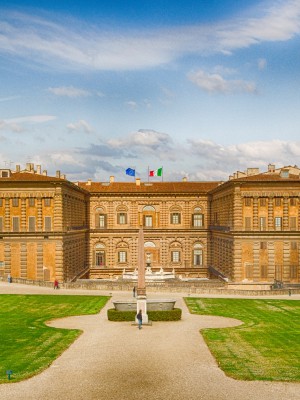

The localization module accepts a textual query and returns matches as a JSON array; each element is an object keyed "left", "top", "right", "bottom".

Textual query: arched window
[
  {"left": 116, "top": 206, "right": 128, "bottom": 225},
  {"left": 192, "top": 207, "right": 204, "bottom": 228},
  {"left": 95, "top": 207, "right": 107, "bottom": 229},
  {"left": 170, "top": 241, "right": 182, "bottom": 263},
  {"left": 193, "top": 243, "right": 203, "bottom": 266},
  {"left": 170, "top": 206, "right": 182, "bottom": 225},
  {"left": 142, "top": 206, "right": 156, "bottom": 228},
  {"left": 116, "top": 241, "right": 129, "bottom": 264},
  {"left": 94, "top": 243, "right": 106, "bottom": 267}
]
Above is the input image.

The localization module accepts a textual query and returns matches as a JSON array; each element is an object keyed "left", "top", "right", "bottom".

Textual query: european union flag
[{"left": 126, "top": 168, "right": 135, "bottom": 176}]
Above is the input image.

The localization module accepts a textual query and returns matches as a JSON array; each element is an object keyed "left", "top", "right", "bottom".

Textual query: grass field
[
  {"left": 0, "top": 294, "right": 109, "bottom": 383},
  {"left": 185, "top": 298, "right": 300, "bottom": 382}
]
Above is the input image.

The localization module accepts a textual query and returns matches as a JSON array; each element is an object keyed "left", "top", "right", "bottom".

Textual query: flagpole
[{"left": 162, "top": 166, "right": 163, "bottom": 182}]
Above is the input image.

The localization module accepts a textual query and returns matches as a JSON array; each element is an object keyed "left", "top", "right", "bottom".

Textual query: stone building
[
  {"left": 0, "top": 163, "right": 299, "bottom": 285},
  {"left": 0, "top": 164, "right": 88, "bottom": 282}
]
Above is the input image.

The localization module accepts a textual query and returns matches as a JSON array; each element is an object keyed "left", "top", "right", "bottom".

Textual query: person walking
[
  {"left": 136, "top": 309, "right": 142, "bottom": 330},
  {"left": 54, "top": 279, "right": 59, "bottom": 289},
  {"left": 133, "top": 286, "right": 136, "bottom": 298}
]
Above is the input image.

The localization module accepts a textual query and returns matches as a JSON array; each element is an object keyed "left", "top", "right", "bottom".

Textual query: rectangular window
[
  {"left": 0, "top": 199, "right": 3, "bottom": 207},
  {"left": 260, "top": 241, "right": 267, "bottom": 250},
  {"left": 118, "top": 251, "right": 127, "bottom": 263},
  {"left": 28, "top": 216, "right": 36, "bottom": 232},
  {"left": 245, "top": 217, "right": 251, "bottom": 229},
  {"left": 171, "top": 213, "right": 181, "bottom": 224},
  {"left": 290, "top": 198, "right": 297, "bottom": 206},
  {"left": 171, "top": 251, "right": 180, "bottom": 262},
  {"left": 275, "top": 198, "right": 281, "bottom": 207},
  {"left": 275, "top": 265, "right": 282, "bottom": 281},
  {"left": 245, "top": 263, "right": 253, "bottom": 279},
  {"left": 28, "top": 198, "right": 35, "bottom": 207},
  {"left": 244, "top": 198, "right": 252, "bottom": 206},
  {"left": 44, "top": 216, "right": 52, "bottom": 231},
  {"left": 0, "top": 216, "right": 2, "bottom": 231},
  {"left": 260, "top": 217, "right": 266, "bottom": 230},
  {"left": 144, "top": 215, "right": 153, "bottom": 227},
  {"left": 290, "top": 265, "right": 298, "bottom": 279},
  {"left": 274, "top": 217, "right": 282, "bottom": 230},
  {"left": 193, "top": 214, "right": 203, "bottom": 227},
  {"left": 12, "top": 198, "right": 19, "bottom": 207},
  {"left": 98, "top": 214, "right": 106, "bottom": 228},
  {"left": 291, "top": 242, "right": 297, "bottom": 250},
  {"left": 117, "top": 213, "right": 127, "bottom": 225},
  {"left": 290, "top": 217, "right": 297, "bottom": 230},
  {"left": 261, "top": 265, "right": 268, "bottom": 279},
  {"left": 12, "top": 216, "right": 19, "bottom": 232},
  {"left": 44, "top": 198, "right": 51, "bottom": 206},
  {"left": 260, "top": 198, "right": 266, "bottom": 207}
]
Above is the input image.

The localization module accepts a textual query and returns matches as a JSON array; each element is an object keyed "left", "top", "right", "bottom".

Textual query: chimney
[
  {"left": 26, "top": 163, "right": 31, "bottom": 171},
  {"left": 61, "top": 174, "right": 66, "bottom": 180},
  {"left": 56, "top": 170, "right": 61, "bottom": 179},
  {"left": 182, "top": 177, "right": 187, "bottom": 182},
  {"left": 109, "top": 176, "right": 115, "bottom": 183},
  {"left": 136, "top": 178, "right": 141, "bottom": 186},
  {"left": 37, "top": 165, "right": 41, "bottom": 174},
  {"left": 15, "top": 165, "right": 20, "bottom": 172},
  {"left": 86, "top": 179, "right": 92, "bottom": 186},
  {"left": 43, "top": 170, "right": 47, "bottom": 176},
  {"left": 268, "top": 163, "right": 275, "bottom": 173}
]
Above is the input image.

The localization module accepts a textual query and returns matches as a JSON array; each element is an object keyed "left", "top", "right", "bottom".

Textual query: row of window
[
  {"left": 245, "top": 264, "right": 298, "bottom": 279},
  {"left": 0, "top": 198, "right": 52, "bottom": 207},
  {"left": 0, "top": 216, "right": 52, "bottom": 232},
  {"left": 260, "top": 241, "right": 298, "bottom": 250},
  {"left": 95, "top": 249, "right": 203, "bottom": 265},
  {"left": 245, "top": 216, "right": 297, "bottom": 230},
  {"left": 96, "top": 212, "right": 204, "bottom": 228},
  {"left": 244, "top": 197, "right": 297, "bottom": 207}
]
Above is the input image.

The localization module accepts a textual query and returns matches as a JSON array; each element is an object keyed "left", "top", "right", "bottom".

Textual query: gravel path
[{"left": 0, "top": 282, "right": 299, "bottom": 400}]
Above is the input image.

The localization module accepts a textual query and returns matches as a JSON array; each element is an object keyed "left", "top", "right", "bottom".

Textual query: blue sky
[{"left": 0, "top": 0, "right": 300, "bottom": 181}]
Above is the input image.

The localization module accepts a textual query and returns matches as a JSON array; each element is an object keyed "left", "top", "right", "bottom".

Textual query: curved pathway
[{"left": 0, "top": 282, "right": 299, "bottom": 400}]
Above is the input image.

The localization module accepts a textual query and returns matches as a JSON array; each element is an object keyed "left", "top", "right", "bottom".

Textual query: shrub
[{"left": 107, "top": 308, "right": 182, "bottom": 321}]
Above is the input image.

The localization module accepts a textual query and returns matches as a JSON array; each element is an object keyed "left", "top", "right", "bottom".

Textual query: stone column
[
  {"left": 268, "top": 242, "right": 275, "bottom": 280},
  {"left": 253, "top": 241, "right": 260, "bottom": 281},
  {"left": 55, "top": 241, "right": 64, "bottom": 281},
  {"left": 283, "top": 241, "right": 290, "bottom": 281}
]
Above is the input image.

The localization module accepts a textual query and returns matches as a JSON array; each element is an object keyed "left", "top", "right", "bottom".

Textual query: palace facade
[{"left": 0, "top": 163, "right": 299, "bottom": 285}]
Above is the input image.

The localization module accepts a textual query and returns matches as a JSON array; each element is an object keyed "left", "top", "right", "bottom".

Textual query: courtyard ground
[{"left": 0, "top": 281, "right": 299, "bottom": 400}]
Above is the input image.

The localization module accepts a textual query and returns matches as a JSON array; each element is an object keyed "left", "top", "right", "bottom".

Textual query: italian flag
[{"left": 149, "top": 167, "right": 163, "bottom": 177}]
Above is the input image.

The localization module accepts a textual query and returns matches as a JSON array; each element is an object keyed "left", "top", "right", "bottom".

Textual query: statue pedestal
[{"left": 136, "top": 295, "right": 148, "bottom": 324}]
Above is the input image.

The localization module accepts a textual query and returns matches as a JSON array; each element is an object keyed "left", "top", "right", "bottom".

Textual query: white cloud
[
  {"left": 0, "top": 1, "right": 299, "bottom": 71},
  {"left": 67, "top": 119, "right": 93, "bottom": 134},
  {"left": 188, "top": 70, "right": 257, "bottom": 94},
  {"left": 48, "top": 86, "right": 91, "bottom": 98},
  {"left": 258, "top": 58, "right": 267, "bottom": 70},
  {"left": 125, "top": 101, "right": 138, "bottom": 110},
  {"left": 0, "top": 115, "right": 56, "bottom": 133}
]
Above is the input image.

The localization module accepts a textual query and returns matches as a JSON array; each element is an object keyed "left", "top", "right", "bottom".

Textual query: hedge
[{"left": 107, "top": 308, "right": 182, "bottom": 321}]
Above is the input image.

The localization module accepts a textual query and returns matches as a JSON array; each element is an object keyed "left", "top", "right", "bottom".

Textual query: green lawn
[
  {"left": 185, "top": 298, "right": 300, "bottom": 382},
  {"left": 0, "top": 294, "right": 109, "bottom": 383}
]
